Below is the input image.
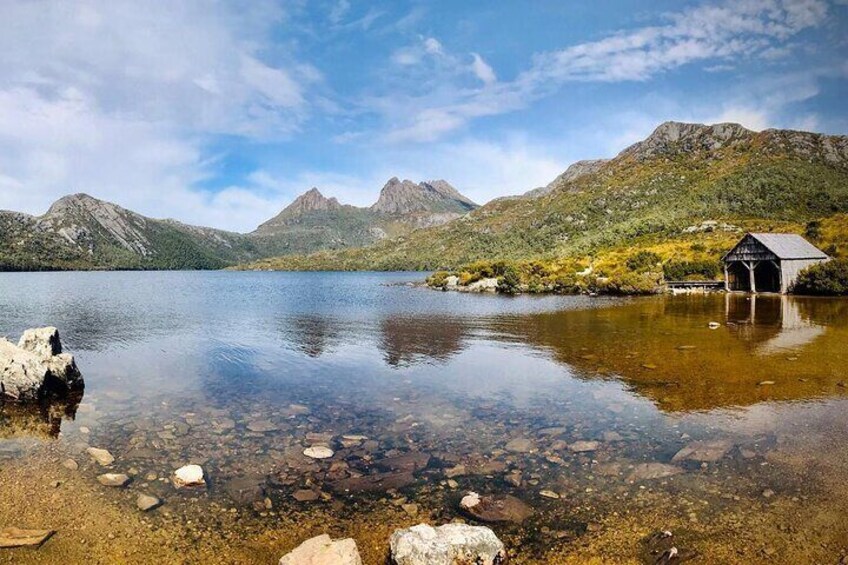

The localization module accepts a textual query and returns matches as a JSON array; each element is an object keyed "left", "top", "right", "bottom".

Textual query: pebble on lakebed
[
  {"left": 86, "top": 447, "right": 115, "bottom": 466},
  {"left": 303, "top": 445, "right": 334, "bottom": 459}
]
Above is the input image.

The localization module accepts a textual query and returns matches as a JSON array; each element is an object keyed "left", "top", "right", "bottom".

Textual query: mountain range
[
  {"left": 241, "top": 121, "right": 848, "bottom": 271},
  {"left": 2, "top": 120, "right": 847, "bottom": 272},
  {"left": 0, "top": 178, "right": 476, "bottom": 270}
]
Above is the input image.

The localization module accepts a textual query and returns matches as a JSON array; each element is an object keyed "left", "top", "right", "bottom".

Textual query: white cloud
[
  {"left": 365, "top": 0, "right": 831, "bottom": 143},
  {"left": 424, "top": 37, "right": 444, "bottom": 56},
  {"left": 0, "top": 0, "right": 319, "bottom": 230},
  {"left": 471, "top": 54, "right": 497, "bottom": 85}
]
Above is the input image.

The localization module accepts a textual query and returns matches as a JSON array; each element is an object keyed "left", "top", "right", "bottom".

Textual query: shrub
[
  {"left": 497, "top": 265, "right": 522, "bottom": 294},
  {"left": 663, "top": 259, "right": 721, "bottom": 281},
  {"left": 458, "top": 271, "right": 480, "bottom": 285},
  {"left": 595, "top": 272, "right": 662, "bottom": 295},
  {"left": 793, "top": 259, "right": 848, "bottom": 296},
  {"left": 427, "top": 270, "right": 450, "bottom": 288},
  {"left": 550, "top": 274, "right": 582, "bottom": 294},
  {"left": 626, "top": 251, "right": 662, "bottom": 272}
]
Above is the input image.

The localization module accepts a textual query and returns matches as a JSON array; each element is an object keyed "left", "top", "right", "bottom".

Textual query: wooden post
[
  {"left": 748, "top": 261, "right": 757, "bottom": 293},
  {"left": 724, "top": 263, "right": 730, "bottom": 291}
]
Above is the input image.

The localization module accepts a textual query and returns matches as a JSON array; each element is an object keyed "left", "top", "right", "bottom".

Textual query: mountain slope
[
  {"left": 1, "top": 194, "right": 259, "bottom": 270},
  {"left": 239, "top": 121, "right": 848, "bottom": 271},
  {"left": 249, "top": 179, "right": 478, "bottom": 256},
  {"left": 0, "top": 178, "right": 478, "bottom": 270}
]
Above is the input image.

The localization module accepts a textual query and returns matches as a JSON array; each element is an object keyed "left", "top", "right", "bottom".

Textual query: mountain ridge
[
  {"left": 0, "top": 177, "right": 478, "bottom": 270},
  {"left": 237, "top": 121, "right": 848, "bottom": 272}
]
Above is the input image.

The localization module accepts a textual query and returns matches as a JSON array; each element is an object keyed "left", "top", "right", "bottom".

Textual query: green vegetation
[
  {"left": 793, "top": 259, "right": 848, "bottom": 296},
  {"left": 238, "top": 127, "right": 848, "bottom": 281}
]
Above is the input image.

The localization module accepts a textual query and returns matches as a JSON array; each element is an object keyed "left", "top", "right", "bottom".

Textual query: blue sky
[{"left": 0, "top": 0, "right": 846, "bottom": 231}]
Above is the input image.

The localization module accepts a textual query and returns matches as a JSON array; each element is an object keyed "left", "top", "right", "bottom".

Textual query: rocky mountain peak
[
  {"left": 371, "top": 178, "right": 477, "bottom": 215},
  {"left": 284, "top": 188, "right": 341, "bottom": 215},
  {"left": 619, "top": 121, "right": 754, "bottom": 160},
  {"left": 252, "top": 187, "right": 344, "bottom": 235}
]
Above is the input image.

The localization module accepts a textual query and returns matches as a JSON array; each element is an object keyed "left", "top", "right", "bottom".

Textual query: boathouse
[{"left": 722, "top": 233, "right": 829, "bottom": 294}]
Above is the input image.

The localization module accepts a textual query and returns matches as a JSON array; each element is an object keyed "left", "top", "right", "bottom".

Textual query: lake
[{"left": 1, "top": 271, "right": 847, "bottom": 564}]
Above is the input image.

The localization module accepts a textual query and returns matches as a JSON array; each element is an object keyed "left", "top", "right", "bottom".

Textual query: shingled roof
[{"left": 746, "top": 233, "right": 829, "bottom": 260}]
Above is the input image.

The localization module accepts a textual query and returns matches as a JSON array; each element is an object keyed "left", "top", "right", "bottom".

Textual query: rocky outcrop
[
  {"left": 390, "top": 523, "right": 506, "bottom": 565},
  {"left": 0, "top": 327, "right": 83, "bottom": 402},
  {"left": 371, "top": 178, "right": 477, "bottom": 215},
  {"left": 619, "top": 121, "right": 753, "bottom": 160},
  {"left": 279, "top": 534, "right": 362, "bottom": 565},
  {"left": 254, "top": 188, "right": 344, "bottom": 233}
]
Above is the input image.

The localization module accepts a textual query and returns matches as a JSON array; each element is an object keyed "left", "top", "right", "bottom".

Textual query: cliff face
[{"left": 371, "top": 178, "right": 477, "bottom": 215}]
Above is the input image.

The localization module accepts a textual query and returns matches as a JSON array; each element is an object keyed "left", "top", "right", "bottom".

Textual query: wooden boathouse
[{"left": 722, "top": 233, "right": 829, "bottom": 294}]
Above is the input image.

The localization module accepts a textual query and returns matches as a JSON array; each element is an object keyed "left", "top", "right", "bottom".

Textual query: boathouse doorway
[{"left": 754, "top": 261, "right": 781, "bottom": 293}]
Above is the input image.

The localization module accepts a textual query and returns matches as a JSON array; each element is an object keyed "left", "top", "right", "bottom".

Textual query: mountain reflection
[
  {"left": 379, "top": 315, "right": 467, "bottom": 367},
  {"left": 281, "top": 314, "right": 344, "bottom": 357},
  {"left": 268, "top": 294, "right": 847, "bottom": 414}
]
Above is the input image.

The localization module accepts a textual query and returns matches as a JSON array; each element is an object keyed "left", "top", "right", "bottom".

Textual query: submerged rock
[
  {"left": 460, "top": 491, "right": 534, "bottom": 523},
  {"left": 87, "top": 447, "right": 115, "bottom": 466},
  {"left": 173, "top": 464, "right": 206, "bottom": 488},
  {"left": 569, "top": 440, "right": 600, "bottom": 453},
  {"left": 136, "top": 494, "right": 163, "bottom": 512},
  {"left": 303, "top": 446, "right": 334, "bottom": 459},
  {"left": 672, "top": 440, "right": 734, "bottom": 463},
  {"left": 97, "top": 473, "right": 131, "bottom": 487},
  {"left": 278, "top": 534, "right": 362, "bottom": 565},
  {"left": 504, "top": 438, "right": 535, "bottom": 453},
  {"left": 0, "top": 327, "right": 83, "bottom": 402},
  {"left": 390, "top": 523, "right": 506, "bottom": 565},
  {"left": 627, "top": 463, "right": 684, "bottom": 482}
]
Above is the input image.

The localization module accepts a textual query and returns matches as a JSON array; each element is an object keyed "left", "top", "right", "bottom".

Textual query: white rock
[
  {"left": 279, "top": 534, "right": 362, "bottom": 565},
  {"left": 303, "top": 446, "right": 334, "bottom": 459},
  {"left": 466, "top": 278, "right": 499, "bottom": 292},
  {"left": 87, "top": 447, "right": 115, "bottom": 466},
  {"left": 390, "top": 523, "right": 506, "bottom": 565},
  {"left": 173, "top": 464, "right": 206, "bottom": 488},
  {"left": 0, "top": 327, "right": 82, "bottom": 402},
  {"left": 459, "top": 492, "right": 481, "bottom": 510},
  {"left": 97, "top": 473, "right": 130, "bottom": 487}
]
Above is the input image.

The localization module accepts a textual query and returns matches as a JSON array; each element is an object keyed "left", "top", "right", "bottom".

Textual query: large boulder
[
  {"left": 279, "top": 534, "right": 362, "bottom": 565},
  {"left": 390, "top": 523, "right": 506, "bottom": 565},
  {"left": 0, "top": 327, "right": 83, "bottom": 402}
]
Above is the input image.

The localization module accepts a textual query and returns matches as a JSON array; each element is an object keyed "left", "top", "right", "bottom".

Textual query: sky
[{"left": 0, "top": 0, "right": 846, "bottom": 232}]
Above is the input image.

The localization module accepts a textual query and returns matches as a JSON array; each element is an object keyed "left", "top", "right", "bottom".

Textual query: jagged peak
[
  {"left": 285, "top": 187, "right": 342, "bottom": 212},
  {"left": 371, "top": 177, "right": 477, "bottom": 214},
  {"left": 619, "top": 121, "right": 755, "bottom": 160}
]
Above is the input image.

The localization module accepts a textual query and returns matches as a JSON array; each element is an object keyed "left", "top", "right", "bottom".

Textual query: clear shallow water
[{"left": 1, "top": 272, "right": 847, "bottom": 563}]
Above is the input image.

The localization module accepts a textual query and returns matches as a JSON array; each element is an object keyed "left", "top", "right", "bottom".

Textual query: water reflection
[
  {"left": 485, "top": 294, "right": 848, "bottom": 412},
  {"left": 379, "top": 315, "right": 468, "bottom": 367},
  {"left": 726, "top": 294, "right": 827, "bottom": 355},
  {"left": 2, "top": 273, "right": 848, "bottom": 563},
  {"left": 0, "top": 394, "right": 82, "bottom": 439}
]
